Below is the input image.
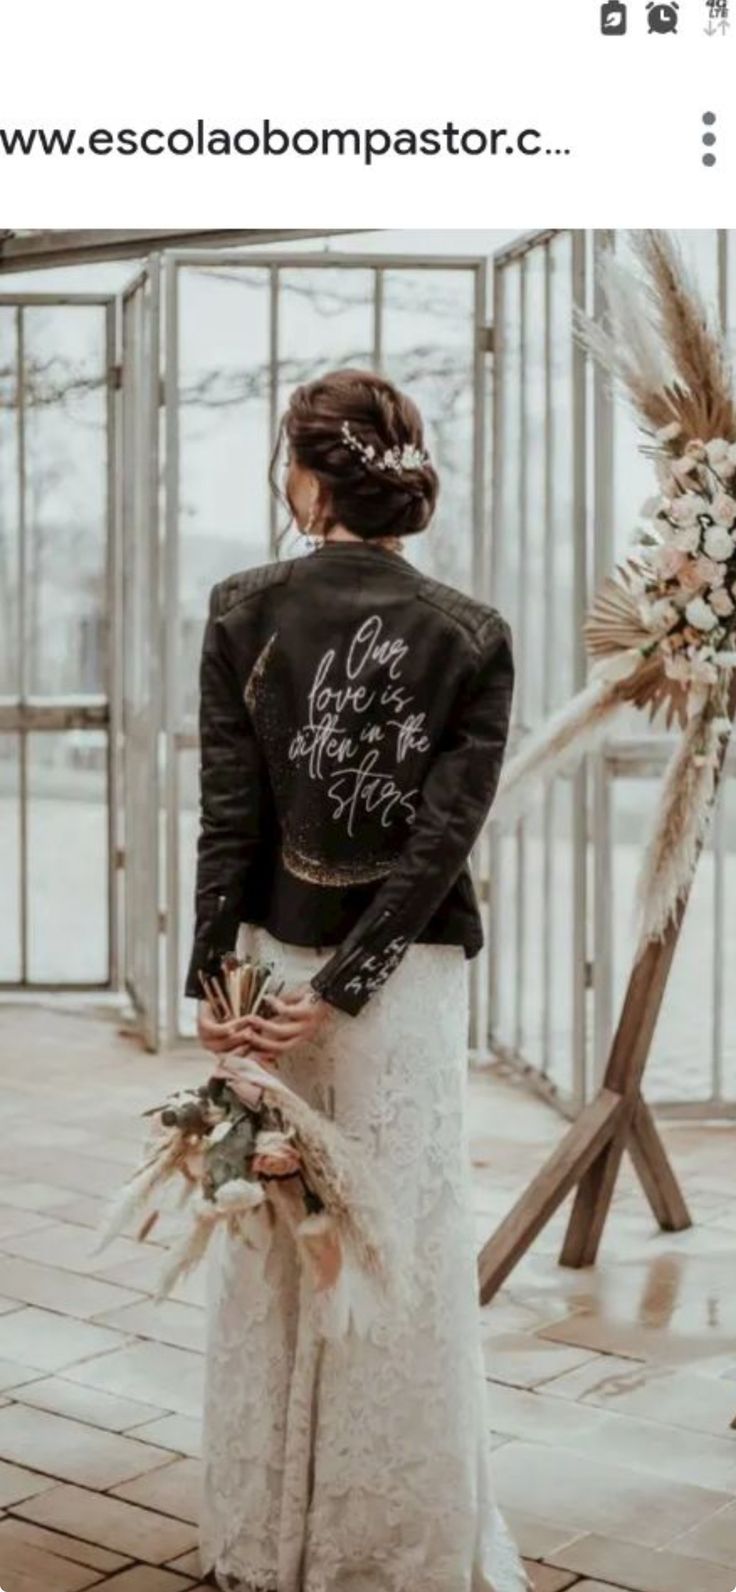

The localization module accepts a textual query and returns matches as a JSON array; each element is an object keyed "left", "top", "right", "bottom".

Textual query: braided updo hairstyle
[{"left": 272, "top": 368, "right": 439, "bottom": 540}]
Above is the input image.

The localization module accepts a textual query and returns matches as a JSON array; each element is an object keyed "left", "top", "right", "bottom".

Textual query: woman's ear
[{"left": 286, "top": 460, "right": 322, "bottom": 532}]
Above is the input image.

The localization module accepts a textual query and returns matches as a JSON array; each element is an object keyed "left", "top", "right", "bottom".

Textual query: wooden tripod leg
[
  {"left": 628, "top": 1097, "right": 691, "bottom": 1231},
  {"left": 559, "top": 1110, "right": 633, "bottom": 1268},
  {"left": 558, "top": 893, "right": 693, "bottom": 1270},
  {"left": 478, "top": 1089, "right": 623, "bottom": 1304}
]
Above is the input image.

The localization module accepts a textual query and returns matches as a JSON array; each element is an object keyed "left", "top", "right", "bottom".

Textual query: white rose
[
  {"left": 685, "top": 597, "right": 719, "bottom": 632},
  {"left": 706, "top": 438, "right": 731, "bottom": 468},
  {"left": 709, "top": 586, "right": 735, "bottom": 619},
  {"left": 649, "top": 598, "right": 679, "bottom": 629},
  {"left": 670, "top": 525, "right": 701, "bottom": 555},
  {"left": 711, "top": 493, "right": 736, "bottom": 528},
  {"left": 703, "top": 524, "right": 735, "bottom": 562},
  {"left": 670, "top": 493, "right": 708, "bottom": 526},
  {"left": 215, "top": 1178, "right": 265, "bottom": 1212}
]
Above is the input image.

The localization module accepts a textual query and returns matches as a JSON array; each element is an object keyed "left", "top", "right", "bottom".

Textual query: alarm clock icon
[{"left": 646, "top": 1, "right": 679, "bottom": 32}]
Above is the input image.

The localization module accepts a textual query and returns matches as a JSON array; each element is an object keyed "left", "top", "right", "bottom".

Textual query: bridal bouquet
[{"left": 97, "top": 956, "right": 394, "bottom": 1339}]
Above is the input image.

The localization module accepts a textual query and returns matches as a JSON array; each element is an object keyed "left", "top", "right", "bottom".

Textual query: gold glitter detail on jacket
[
  {"left": 282, "top": 839, "right": 393, "bottom": 888},
  {"left": 244, "top": 632, "right": 277, "bottom": 714}
]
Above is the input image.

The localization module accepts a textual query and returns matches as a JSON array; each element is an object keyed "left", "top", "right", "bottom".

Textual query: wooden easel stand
[{"left": 478, "top": 687, "right": 736, "bottom": 1304}]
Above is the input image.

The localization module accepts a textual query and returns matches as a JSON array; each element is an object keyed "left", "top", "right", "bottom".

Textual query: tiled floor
[{"left": 0, "top": 1004, "right": 735, "bottom": 1592}]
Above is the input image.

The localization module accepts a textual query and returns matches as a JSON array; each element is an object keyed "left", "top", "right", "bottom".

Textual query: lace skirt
[{"left": 200, "top": 926, "right": 528, "bottom": 1592}]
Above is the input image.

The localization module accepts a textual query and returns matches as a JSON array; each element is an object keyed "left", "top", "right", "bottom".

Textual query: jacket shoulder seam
[
  {"left": 214, "top": 561, "right": 295, "bottom": 617},
  {"left": 416, "top": 577, "right": 507, "bottom": 653}
]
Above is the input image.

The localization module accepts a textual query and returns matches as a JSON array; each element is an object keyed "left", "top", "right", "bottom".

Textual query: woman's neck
[{"left": 321, "top": 524, "right": 403, "bottom": 554}]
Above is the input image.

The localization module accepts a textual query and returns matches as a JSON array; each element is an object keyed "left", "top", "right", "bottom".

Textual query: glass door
[{"left": 0, "top": 292, "right": 116, "bottom": 991}]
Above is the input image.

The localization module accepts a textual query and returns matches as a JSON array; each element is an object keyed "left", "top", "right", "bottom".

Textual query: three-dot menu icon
[{"left": 703, "top": 112, "right": 717, "bottom": 166}]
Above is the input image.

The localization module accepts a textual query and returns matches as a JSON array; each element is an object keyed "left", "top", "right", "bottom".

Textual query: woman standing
[{"left": 186, "top": 369, "right": 527, "bottom": 1592}]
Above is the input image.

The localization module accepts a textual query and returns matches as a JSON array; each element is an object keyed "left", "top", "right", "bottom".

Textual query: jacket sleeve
[
  {"left": 310, "top": 614, "right": 514, "bottom": 1016},
  {"left": 184, "top": 584, "right": 267, "bottom": 999}
]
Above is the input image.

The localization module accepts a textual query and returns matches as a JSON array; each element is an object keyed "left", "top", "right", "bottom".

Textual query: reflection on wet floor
[{"left": 0, "top": 1006, "right": 734, "bottom": 1592}]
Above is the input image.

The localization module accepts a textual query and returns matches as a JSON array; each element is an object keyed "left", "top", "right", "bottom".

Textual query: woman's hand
[
  {"left": 196, "top": 1000, "right": 270, "bottom": 1059},
  {"left": 238, "top": 985, "right": 330, "bottom": 1058}
]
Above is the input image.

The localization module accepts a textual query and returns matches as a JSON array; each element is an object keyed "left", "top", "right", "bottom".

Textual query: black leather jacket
[{"left": 185, "top": 540, "right": 514, "bottom": 1016}]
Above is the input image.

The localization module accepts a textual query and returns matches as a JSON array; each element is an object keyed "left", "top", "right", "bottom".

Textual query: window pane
[
  {"left": 382, "top": 269, "right": 476, "bottom": 594},
  {"left": 0, "top": 308, "right": 19, "bottom": 697},
  {"left": 23, "top": 306, "right": 108, "bottom": 696},
  {"left": 0, "top": 734, "right": 21, "bottom": 980},
  {"left": 178, "top": 266, "right": 273, "bottom": 727},
  {"left": 27, "top": 731, "right": 108, "bottom": 982}
]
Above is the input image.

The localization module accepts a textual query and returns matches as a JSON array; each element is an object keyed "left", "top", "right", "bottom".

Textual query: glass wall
[
  {"left": 490, "top": 232, "right": 586, "bottom": 1109},
  {"left": 491, "top": 229, "right": 736, "bottom": 1115},
  {"left": 0, "top": 299, "right": 111, "bottom": 988}
]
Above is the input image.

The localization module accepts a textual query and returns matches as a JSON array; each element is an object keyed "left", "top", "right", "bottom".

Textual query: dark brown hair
[{"left": 271, "top": 368, "right": 439, "bottom": 540}]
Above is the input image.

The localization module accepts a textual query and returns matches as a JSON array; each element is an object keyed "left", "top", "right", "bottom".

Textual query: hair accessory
[{"left": 341, "top": 420, "right": 430, "bottom": 475}]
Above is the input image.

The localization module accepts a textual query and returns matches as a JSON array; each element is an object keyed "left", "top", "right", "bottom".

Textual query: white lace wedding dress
[{"left": 200, "top": 926, "right": 528, "bottom": 1592}]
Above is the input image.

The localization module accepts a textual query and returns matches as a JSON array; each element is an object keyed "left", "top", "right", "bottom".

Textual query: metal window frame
[
  {"left": 0, "top": 291, "right": 117, "bottom": 993},
  {"left": 118, "top": 260, "right": 162, "bottom": 1051}
]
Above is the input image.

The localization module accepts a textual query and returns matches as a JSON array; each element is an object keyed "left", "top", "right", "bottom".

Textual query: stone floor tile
[
  {"left": 566, "top": 1407, "right": 736, "bottom": 1492},
  {"left": 482, "top": 1334, "right": 599, "bottom": 1389},
  {"left": 0, "top": 1457, "right": 57, "bottom": 1508},
  {"left": 63, "top": 1341, "right": 205, "bottom": 1418},
  {"left": 0, "top": 1306, "right": 128, "bottom": 1373},
  {"left": 1, "top": 1220, "right": 145, "bottom": 1276},
  {"left": 1, "top": 1147, "right": 131, "bottom": 1200},
  {"left": 546, "top": 1530, "right": 736, "bottom": 1590},
  {"left": 0, "top": 1528, "right": 103, "bottom": 1589},
  {"left": 96, "top": 1254, "right": 206, "bottom": 1308},
  {"left": 570, "top": 1362, "right": 736, "bottom": 1436},
  {"left": 541, "top": 1356, "right": 648, "bottom": 1403},
  {"left": 667, "top": 1500, "right": 736, "bottom": 1567},
  {"left": 128, "top": 1415, "right": 201, "bottom": 1458},
  {"left": 13, "top": 1484, "right": 198, "bottom": 1562},
  {"left": 50, "top": 1195, "right": 116, "bottom": 1231},
  {"left": 93, "top": 1568, "right": 194, "bottom": 1590},
  {"left": 501, "top": 1511, "right": 584, "bottom": 1560},
  {"left": 0, "top": 1209, "right": 57, "bottom": 1242},
  {"left": 165, "top": 1549, "right": 202, "bottom": 1575},
  {"left": 0, "top": 1360, "right": 42, "bottom": 1393},
  {"left": 0, "top": 1298, "right": 24, "bottom": 1316},
  {"left": 492, "top": 1440, "right": 732, "bottom": 1547},
  {"left": 0, "top": 1255, "right": 144, "bottom": 1318},
  {"left": 0, "top": 1403, "right": 174, "bottom": 1490},
  {"left": 522, "top": 1564, "right": 577, "bottom": 1590},
  {"left": 9, "top": 1375, "right": 167, "bottom": 1431},
  {"left": 0, "top": 1515, "right": 129, "bottom": 1572},
  {"left": 111, "top": 1457, "right": 201, "bottom": 1523},
  {"left": 94, "top": 1298, "right": 205, "bottom": 1355},
  {"left": 569, "top": 1583, "right": 630, "bottom": 1591},
  {"left": 0, "top": 1181, "right": 77, "bottom": 1213},
  {"left": 484, "top": 1382, "right": 613, "bottom": 1447}
]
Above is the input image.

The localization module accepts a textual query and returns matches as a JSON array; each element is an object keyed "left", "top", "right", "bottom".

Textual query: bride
[{"left": 185, "top": 367, "right": 528, "bottom": 1592}]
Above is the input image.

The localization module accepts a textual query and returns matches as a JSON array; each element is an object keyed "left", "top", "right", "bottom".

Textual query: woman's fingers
[
  {"left": 270, "top": 993, "right": 319, "bottom": 1018},
  {"left": 246, "top": 1013, "right": 317, "bottom": 1043}
]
